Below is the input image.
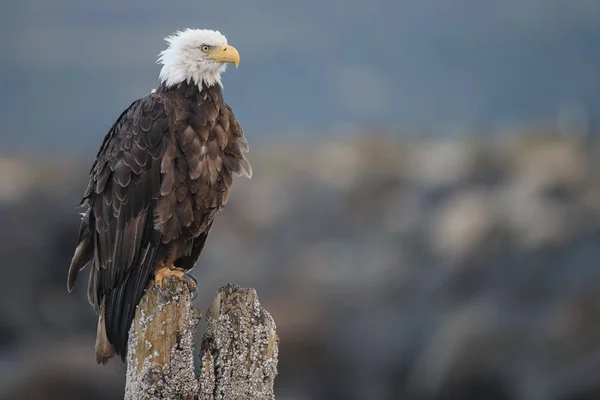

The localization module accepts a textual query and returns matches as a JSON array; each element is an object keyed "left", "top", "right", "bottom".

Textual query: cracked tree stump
[{"left": 124, "top": 280, "right": 279, "bottom": 400}]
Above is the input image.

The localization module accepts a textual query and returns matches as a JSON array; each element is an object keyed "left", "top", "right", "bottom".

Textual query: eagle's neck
[
  {"left": 155, "top": 80, "right": 223, "bottom": 103},
  {"left": 158, "top": 61, "right": 225, "bottom": 91}
]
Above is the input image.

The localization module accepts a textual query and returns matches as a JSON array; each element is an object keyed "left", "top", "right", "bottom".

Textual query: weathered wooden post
[{"left": 124, "top": 280, "right": 278, "bottom": 400}]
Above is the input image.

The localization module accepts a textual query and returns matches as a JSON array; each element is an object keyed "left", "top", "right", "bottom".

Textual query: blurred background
[{"left": 2, "top": 1, "right": 600, "bottom": 399}]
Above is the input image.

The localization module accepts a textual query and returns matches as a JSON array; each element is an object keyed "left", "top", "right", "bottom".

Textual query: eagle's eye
[{"left": 201, "top": 45, "right": 211, "bottom": 53}]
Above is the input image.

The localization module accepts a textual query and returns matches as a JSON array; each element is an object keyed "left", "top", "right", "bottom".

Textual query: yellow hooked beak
[{"left": 205, "top": 45, "right": 240, "bottom": 68}]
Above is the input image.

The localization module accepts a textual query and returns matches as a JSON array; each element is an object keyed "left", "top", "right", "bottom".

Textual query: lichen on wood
[{"left": 198, "top": 284, "right": 279, "bottom": 400}]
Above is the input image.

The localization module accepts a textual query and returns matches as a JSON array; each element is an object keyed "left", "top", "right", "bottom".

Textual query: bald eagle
[{"left": 67, "top": 29, "right": 252, "bottom": 364}]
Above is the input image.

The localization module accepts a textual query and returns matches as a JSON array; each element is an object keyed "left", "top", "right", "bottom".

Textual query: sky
[{"left": 2, "top": 0, "right": 600, "bottom": 153}]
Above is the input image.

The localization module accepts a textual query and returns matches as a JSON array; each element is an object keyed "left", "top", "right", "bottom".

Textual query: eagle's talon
[
  {"left": 186, "top": 274, "right": 198, "bottom": 301},
  {"left": 153, "top": 265, "right": 197, "bottom": 296},
  {"left": 182, "top": 272, "right": 198, "bottom": 296},
  {"left": 185, "top": 272, "right": 198, "bottom": 287}
]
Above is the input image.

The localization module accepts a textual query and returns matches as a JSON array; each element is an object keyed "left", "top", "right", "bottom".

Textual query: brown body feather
[{"left": 67, "top": 81, "right": 251, "bottom": 363}]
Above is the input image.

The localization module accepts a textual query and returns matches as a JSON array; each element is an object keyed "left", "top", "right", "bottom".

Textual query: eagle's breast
[{"left": 153, "top": 82, "right": 251, "bottom": 251}]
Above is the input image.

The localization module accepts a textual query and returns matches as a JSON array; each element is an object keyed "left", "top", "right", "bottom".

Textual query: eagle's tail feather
[
  {"left": 104, "top": 234, "right": 160, "bottom": 362},
  {"left": 95, "top": 300, "right": 116, "bottom": 365},
  {"left": 67, "top": 211, "right": 93, "bottom": 292}
]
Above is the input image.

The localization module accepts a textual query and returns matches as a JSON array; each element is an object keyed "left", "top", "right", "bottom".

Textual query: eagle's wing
[{"left": 67, "top": 93, "right": 168, "bottom": 360}]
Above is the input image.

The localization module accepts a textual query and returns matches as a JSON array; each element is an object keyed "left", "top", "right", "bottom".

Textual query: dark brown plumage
[{"left": 67, "top": 80, "right": 251, "bottom": 363}]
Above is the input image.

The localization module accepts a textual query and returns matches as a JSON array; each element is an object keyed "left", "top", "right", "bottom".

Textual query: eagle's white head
[{"left": 157, "top": 29, "right": 240, "bottom": 89}]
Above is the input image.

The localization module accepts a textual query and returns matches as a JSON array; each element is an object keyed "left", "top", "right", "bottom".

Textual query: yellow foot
[{"left": 153, "top": 265, "right": 197, "bottom": 292}]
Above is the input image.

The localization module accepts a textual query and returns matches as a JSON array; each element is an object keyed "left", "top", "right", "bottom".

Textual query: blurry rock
[
  {"left": 0, "top": 341, "right": 124, "bottom": 400},
  {"left": 500, "top": 174, "right": 573, "bottom": 249},
  {"left": 0, "top": 158, "right": 36, "bottom": 203},
  {"left": 431, "top": 189, "right": 499, "bottom": 265},
  {"left": 312, "top": 140, "right": 363, "bottom": 189},
  {"left": 342, "top": 174, "right": 406, "bottom": 231},
  {"left": 407, "top": 301, "right": 502, "bottom": 394},
  {"left": 579, "top": 187, "right": 600, "bottom": 219},
  {"left": 513, "top": 140, "right": 588, "bottom": 196},
  {"left": 436, "top": 370, "right": 515, "bottom": 400},
  {"left": 233, "top": 173, "right": 294, "bottom": 230},
  {"left": 406, "top": 140, "right": 472, "bottom": 188}
]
